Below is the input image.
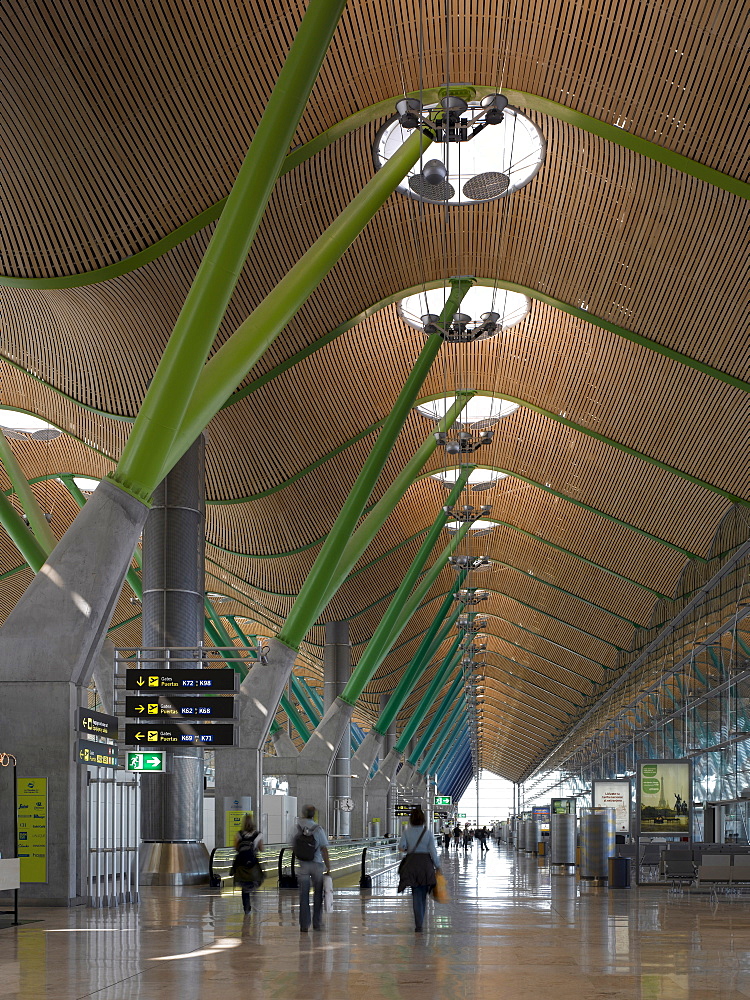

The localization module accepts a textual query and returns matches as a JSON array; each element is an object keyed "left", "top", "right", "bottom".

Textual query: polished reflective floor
[{"left": 2, "top": 842, "right": 750, "bottom": 999}]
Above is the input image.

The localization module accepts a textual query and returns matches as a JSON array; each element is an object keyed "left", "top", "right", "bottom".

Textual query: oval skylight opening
[
  {"left": 374, "top": 103, "right": 545, "bottom": 206},
  {"left": 399, "top": 285, "right": 530, "bottom": 340},
  {"left": 0, "top": 409, "right": 62, "bottom": 440},
  {"left": 416, "top": 395, "right": 519, "bottom": 427},
  {"left": 431, "top": 467, "right": 506, "bottom": 487},
  {"left": 446, "top": 519, "right": 495, "bottom": 533}
]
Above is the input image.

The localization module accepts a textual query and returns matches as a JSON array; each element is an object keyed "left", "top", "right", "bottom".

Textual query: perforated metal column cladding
[
  {"left": 324, "top": 621, "right": 351, "bottom": 835},
  {"left": 550, "top": 813, "right": 577, "bottom": 865},
  {"left": 580, "top": 808, "right": 616, "bottom": 879},
  {"left": 140, "top": 435, "right": 205, "bottom": 843}
]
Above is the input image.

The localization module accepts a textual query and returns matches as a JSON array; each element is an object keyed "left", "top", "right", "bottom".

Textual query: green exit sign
[
  {"left": 127, "top": 751, "right": 165, "bottom": 772},
  {"left": 458, "top": 813, "right": 467, "bottom": 818},
  {"left": 434, "top": 795, "right": 452, "bottom": 806}
]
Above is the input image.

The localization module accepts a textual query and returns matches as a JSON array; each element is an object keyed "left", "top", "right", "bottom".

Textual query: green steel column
[
  {"left": 163, "top": 130, "right": 443, "bottom": 480},
  {"left": 395, "top": 643, "right": 464, "bottom": 753},
  {"left": 376, "top": 626, "right": 464, "bottom": 744},
  {"left": 374, "top": 580, "right": 467, "bottom": 736},
  {"left": 0, "top": 432, "right": 57, "bottom": 552},
  {"left": 278, "top": 277, "right": 470, "bottom": 650},
  {"left": 280, "top": 692, "right": 311, "bottom": 744},
  {"left": 112, "top": 0, "right": 350, "bottom": 501},
  {"left": 430, "top": 713, "right": 468, "bottom": 776},
  {"left": 340, "top": 520, "right": 473, "bottom": 707},
  {"left": 409, "top": 670, "right": 464, "bottom": 765},
  {"left": 338, "top": 467, "right": 471, "bottom": 706},
  {"left": 0, "top": 489, "right": 48, "bottom": 572},
  {"left": 314, "top": 394, "right": 474, "bottom": 614},
  {"left": 420, "top": 697, "right": 467, "bottom": 773},
  {"left": 291, "top": 674, "right": 322, "bottom": 726}
]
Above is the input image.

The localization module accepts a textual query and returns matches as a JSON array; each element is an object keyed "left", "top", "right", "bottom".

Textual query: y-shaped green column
[
  {"left": 409, "top": 669, "right": 465, "bottom": 766},
  {"left": 113, "top": 0, "right": 350, "bottom": 501}
]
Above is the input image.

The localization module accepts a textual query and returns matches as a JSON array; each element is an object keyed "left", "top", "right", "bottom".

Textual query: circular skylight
[
  {"left": 399, "top": 285, "right": 530, "bottom": 340},
  {"left": 446, "top": 519, "right": 495, "bottom": 534},
  {"left": 416, "top": 395, "right": 519, "bottom": 428},
  {"left": 431, "top": 467, "right": 506, "bottom": 488},
  {"left": 0, "top": 409, "right": 62, "bottom": 440},
  {"left": 374, "top": 103, "right": 545, "bottom": 206}
]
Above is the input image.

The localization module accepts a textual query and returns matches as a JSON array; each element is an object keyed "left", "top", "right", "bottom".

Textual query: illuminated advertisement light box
[
  {"left": 592, "top": 780, "right": 631, "bottom": 834},
  {"left": 17, "top": 777, "right": 47, "bottom": 883},
  {"left": 637, "top": 760, "right": 692, "bottom": 836},
  {"left": 532, "top": 806, "right": 550, "bottom": 821},
  {"left": 551, "top": 797, "right": 575, "bottom": 815}
]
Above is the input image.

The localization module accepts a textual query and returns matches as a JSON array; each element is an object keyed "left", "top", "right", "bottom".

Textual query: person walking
[
  {"left": 233, "top": 812, "right": 264, "bottom": 915},
  {"left": 291, "top": 805, "right": 331, "bottom": 933},
  {"left": 398, "top": 806, "right": 441, "bottom": 933},
  {"left": 453, "top": 823, "right": 462, "bottom": 850}
]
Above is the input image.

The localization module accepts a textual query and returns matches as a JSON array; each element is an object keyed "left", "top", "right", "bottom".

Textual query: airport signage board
[
  {"left": 434, "top": 795, "right": 452, "bottom": 806},
  {"left": 126, "top": 752, "right": 165, "bottom": 772},
  {"left": 637, "top": 759, "right": 691, "bottom": 836},
  {"left": 76, "top": 707, "right": 119, "bottom": 740},
  {"left": 593, "top": 780, "right": 631, "bottom": 834},
  {"left": 125, "top": 723, "right": 236, "bottom": 746},
  {"left": 17, "top": 777, "right": 47, "bottom": 883},
  {"left": 125, "top": 695, "right": 236, "bottom": 720},
  {"left": 76, "top": 740, "right": 118, "bottom": 769},
  {"left": 532, "top": 806, "right": 550, "bottom": 821},
  {"left": 125, "top": 669, "right": 237, "bottom": 692}
]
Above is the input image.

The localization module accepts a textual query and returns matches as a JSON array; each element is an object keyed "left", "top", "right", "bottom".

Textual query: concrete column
[
  {"left": 382, "top": 694, "right": 397, "bottom": 836},
  {"left": 324, "top": 621, "right": 351, "bottom": 836},
  {"left": 139, "top": 436, "right": 209, "bottom": 885}
]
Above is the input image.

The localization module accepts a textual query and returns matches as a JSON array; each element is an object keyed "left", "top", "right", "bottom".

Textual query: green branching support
[
  {"left": 409, "top": 665, "right": 465, "bottom": 765},
  {"left": 0, "top": 432, "right": 57, "bottom": 553},
  {"left": 278, "top": 279, "right": 470, "bottom": 649},
  {"left": 374, "top": 581, "right": 467, "bottom": 735},
  {"left": 110, "top": 0, "right": 349, "bottom": 502},
  {"left": 339, "top": 467, "right": 472, "bottom": 706},
  {"left": 420, "top": 697, "right": 467, "bottom": 773},
  {"left": 161, "top": 129, "right": 439, "bottom": 482},
  {"left": 0, "top": 489, "right": 48, "bottom": 572},
  {"left": 395, "top": 642, "right": 465, "bottom": 753},
  {"left": 280, "top": 692, "right": 311, "bottom": 744}
]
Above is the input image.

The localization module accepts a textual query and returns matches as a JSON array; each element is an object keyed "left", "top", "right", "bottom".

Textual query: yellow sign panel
[
  {"left": 17, "top": 777, "right": 47, "bottom": 883},
  {"left": 225, "top": 810, "right": 247, "bottom": 847}
]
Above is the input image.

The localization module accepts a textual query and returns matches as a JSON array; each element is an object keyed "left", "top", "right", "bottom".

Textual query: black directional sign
[
  {"left": 125, "top": 723, "right": 237, "bottom": 746},
  {"left": 125, "top": 696, "right": 236, "bottom": 720},
  {"left": 76, "top": 739, "right": 119, "bottom": 768},
  {"left": 77, "top": 707, "right": 119, "bottom": 740},
  {"left": 125, "top": 669, "right": 237, "bottom": 693}
]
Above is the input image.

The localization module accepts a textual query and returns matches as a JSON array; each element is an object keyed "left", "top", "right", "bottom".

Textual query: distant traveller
[
  {"left": 291, "top": 804, "right": 331, "bottom": 933},
  {"left": 398, "top": 806, "right": 441, "bottom": 933},
  {"left": 233, "top": 812, "right": 264, "bottom": 915}
]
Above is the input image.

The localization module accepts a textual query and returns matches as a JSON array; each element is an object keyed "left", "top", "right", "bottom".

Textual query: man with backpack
[{"left": 291, "top": 804, "right": 331, "bottom": 933}]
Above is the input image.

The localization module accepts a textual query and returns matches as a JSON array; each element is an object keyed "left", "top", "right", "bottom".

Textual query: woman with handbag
[
  {"left": 233, "top": 813, "right": 264, "bottom": 915},
  {"left": 397, "top": 806, "right": 441, "bottom": 932}
]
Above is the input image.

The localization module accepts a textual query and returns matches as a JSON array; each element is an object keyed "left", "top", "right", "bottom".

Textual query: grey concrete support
[
  {"left": 91, "top": 640, "right": 115, "bottom": 715},
  {"left": 323, "top": 621, "right": 351, "bottom": 836},
  {"left": 383, "top": 695, "right": 397, "bottom": 836},
  {"left": 0, "top": 480, "right": 149, "bottom": 904},
  {"left": 272, "top": 727, "right": 299, "bottom": 757},
  {"left": 365, "top": 747, "right": 403, "bottom": 837},
  {"left": 350, "top": 727, "right": 385, "bottom": 837},
  {"left": 213, "top": 636, "right": 299, "bottom": 847},
  {"left": 139, "top": 436, "right": 209, "bottom": 885}
]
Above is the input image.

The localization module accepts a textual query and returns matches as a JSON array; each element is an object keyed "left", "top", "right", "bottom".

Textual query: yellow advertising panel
[
  {"left": 638, "top": 760, "right": 691, "bottom": 835},
  {"left": 225, "top": 810, "right": 247, "bottom": 847},
  {"left": 17, "top": 777, "right": 47, "bottom": 883}
]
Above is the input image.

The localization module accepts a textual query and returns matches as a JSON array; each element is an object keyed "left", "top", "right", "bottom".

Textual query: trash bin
[{"left": 608, "top": 856, "right": 630, "bottom": 888}]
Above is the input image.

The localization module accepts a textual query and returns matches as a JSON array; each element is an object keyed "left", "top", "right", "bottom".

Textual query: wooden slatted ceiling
[
  {"left": 0, "top": 0, "right": 745, "bottom": 780},
  {"left": 0, "top": 0, "right": 745, "bottom": 279}
]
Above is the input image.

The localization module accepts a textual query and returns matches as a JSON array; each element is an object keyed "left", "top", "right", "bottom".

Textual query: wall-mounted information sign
[
  {"left": 551, "top": 797, "right": 575, "bottom": 815},
  {"left": 532, "top": 806, "right": 550, "bottom": 821},
  {"left": 637, "top": 760, "right": 691, "bottom": 836},
  {"left": 125, "top": 695, "right": 236, "bottom": 719},
  {"left": 125, "top": 669, "right": 237, "bottom": 692},
  {"left": 434, "top": 795, "right": 452, "bottom": 806},
  {"left": 17, "top": 777, "right": 47, "bottom": 883},
  {"left": 76, "top": 740, "right": 118, "bottom": 769},
  {"left": 458, "top": 813, "right": 467, "bottom": 819},
  {"left": 125, "top": 723, "right": 236, "bottom": 746},
  {"left": 126, "top": 752, "right": 165, "bottom": 772},
  {"left": 593, "top": 780, "right": 631, "bottom": 834},
  {"left": 76, "top": 707, "right": 119, "bottom": 740}
]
